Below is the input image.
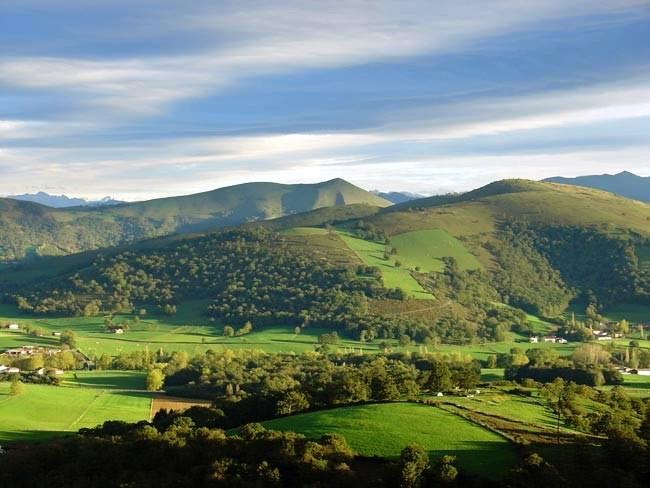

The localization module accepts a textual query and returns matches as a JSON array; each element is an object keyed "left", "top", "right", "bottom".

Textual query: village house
[
  {"left": 36, "top": 367, "right": 65, "bottom": 376},
  {"left": 528, "top": 336, "right": 539, "bottom": 343},
  {"left": 621, "top": 367, "right": 650, "bottom": 376},
  {"left": 0, "top": 365, "right": 21, "bottom": 373},
  {"left": 541, "top": 336, "right": 567, "bottom": 344},
  {"left": 7, "top": 323, "right": 19, "bottom": 330},
  {"left": 3, "top": 345, "right": 62, "bottom": 357}
]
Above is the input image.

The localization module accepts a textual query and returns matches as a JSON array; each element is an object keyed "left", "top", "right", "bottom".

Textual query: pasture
[
  {"left": 389, "top": 229, "right": 482, "bottom": 273},
  {"left": 1, "top": 301, "right": 583, "bottom": 360},
  {"left": 0, "top": 371, "right": 151, "bottom": 442},
  {"left": 336, "top": 230, "right": 433, "bottom": 298},
  {"left": 261, "top": 402, "right": 517, "bottom": 479}
]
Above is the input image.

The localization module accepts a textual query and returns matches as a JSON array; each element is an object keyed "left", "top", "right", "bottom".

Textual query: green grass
[
  {"left": 447, "top": 390, "right": 557, "bottom": 429},
  {"left": 261, "top": 402, "right": 517, "bottom": 479},
  {"left": 0, "top": 371, "right": 151, "bottom": 442},
  {"left": 0, "top": 303, "right": 392, "bottom": 356},
  {"left": 336, "top": 231, "right": 433, "bottom": 298},
  {"left": 1, "top": 301, "right": 584, "bottom": 360},
  {"left": 389, "top": 229, "right": 482, "bottom": 272},
  {"left": 600, "top": 374, "right": 650, "bottom": 398}
]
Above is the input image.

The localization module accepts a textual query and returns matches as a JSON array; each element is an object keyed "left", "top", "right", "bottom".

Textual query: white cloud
[{"left": 0, "top": 1, "right": 645, "bottom": 113}]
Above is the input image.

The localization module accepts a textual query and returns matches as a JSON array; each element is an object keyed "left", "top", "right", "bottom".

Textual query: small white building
[
  {"left": 597, "top": 335, "right": 613, "bottom": 341},
  {"left": 529, "top": 336, "right": 539, "bottom": 343},
  {"left": 7, "top": 323, "right": 19, "bottom": 330}
]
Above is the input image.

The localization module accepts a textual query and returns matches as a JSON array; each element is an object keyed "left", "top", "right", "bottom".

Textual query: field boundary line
[{"left": 67, "top": 389, "right": 106, "bottom": 431}]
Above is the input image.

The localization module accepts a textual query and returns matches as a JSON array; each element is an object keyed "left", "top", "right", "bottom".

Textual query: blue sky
[{"left": 1, "top": 1, "right": 649, "bottom": 199}]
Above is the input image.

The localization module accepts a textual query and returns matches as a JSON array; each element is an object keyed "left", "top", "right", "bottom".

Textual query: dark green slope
[{"left": 0, "top": 178, "right": 390, "bottom": 261}]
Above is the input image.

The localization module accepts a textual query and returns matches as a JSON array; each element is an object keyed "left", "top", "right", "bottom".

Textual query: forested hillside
[
  {"left": 0, "top": 179, "right": 389, "bottom": 261},
  {"left": 3, "top": 178, "right": 649, "bottom": 345}
]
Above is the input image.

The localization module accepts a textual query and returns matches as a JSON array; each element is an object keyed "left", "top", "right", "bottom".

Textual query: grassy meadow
[
  {"left": 0, "top": 301, "right": 584, "bottom": 360},
  {"left": 262, "top": 402, "right": 517, "bottom": 479},
  {"left": 336, "top": 230, "right": 433, "bottom": 298},
  {"left": 0, "top": 371, "right": 151, "bottom": 442},
  {"left": 389, "top": 229, "right": 482, "bottom": 273}
]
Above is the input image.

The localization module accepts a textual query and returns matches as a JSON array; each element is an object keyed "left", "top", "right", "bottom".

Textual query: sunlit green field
[
  {"left": 389, "top": 229, "right": 482, "bottom": 273},
  {"left": 1, "top": 302, "right": 585, "bottom": 360},
  {"left": 336, "top": 230, "right": 433, "bottom": 298},
  {"left": 261, "top": 402, "right": 517, "bottom": 479},
  {"left": 0, "top": 371, "right": 151, "bottom": 442}
]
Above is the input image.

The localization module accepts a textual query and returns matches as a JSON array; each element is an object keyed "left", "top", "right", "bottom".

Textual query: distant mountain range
[
  {"left": 371, "top": 191, "right": 426, "bottom": 204},
  {"left": 0, "top": 178, "right": 390, "bottom": 261},
  {"left": 7, "top": 192, "right": 124, "bottom": 208},
  {"left": 544, "top": 171, "right": 650, "bottom": 203}
]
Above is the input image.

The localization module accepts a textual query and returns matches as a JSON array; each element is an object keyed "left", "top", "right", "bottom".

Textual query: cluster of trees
[
  {"left": 352, "top": 220, "right": 388, "bottom": 242},
  {"left": 161, "top": 350, "right": 481, "bottom": 428},
  {"left": 503, "top": 344, "right": 623, "bottom": 386}
]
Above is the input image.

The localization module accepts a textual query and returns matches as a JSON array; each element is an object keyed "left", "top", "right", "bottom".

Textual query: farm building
[
  {"left": 36, "top": 367, "right": 65, "bottom": 376},
  {"left": 0, "top": 365, "right": 20, "bottom": 373},
  {"left": 541, "top": 336, "right": 568, "bottom": 344},
  {"left": 3, "top": 346, "right": 62, "bottom": 357},
  {"left": 7, "top": 323, "right": 19, "bottom": 330},
  {"left": 528, "top": 336, "right": 539, "bottom": 343}
]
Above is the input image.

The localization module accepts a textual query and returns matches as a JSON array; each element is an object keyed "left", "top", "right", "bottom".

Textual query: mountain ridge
[
  {"left": 543, "top": 171, "right": 650, "bottom": 203},
  {"left": 0, "top": 178, "right": 390, "bottom": 261}
]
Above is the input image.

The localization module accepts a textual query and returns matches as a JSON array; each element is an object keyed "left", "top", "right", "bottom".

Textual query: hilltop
[
  {"left": 0, "top": 178, "right": 390, "bottom": 261},
  {"left": 544, "top": 171, "right": 650, "bottom": 203}
]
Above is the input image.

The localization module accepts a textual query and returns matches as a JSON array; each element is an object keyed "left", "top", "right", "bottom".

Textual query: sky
[{"left": 1, "top": 0, "right": 649, "bottom": 200}]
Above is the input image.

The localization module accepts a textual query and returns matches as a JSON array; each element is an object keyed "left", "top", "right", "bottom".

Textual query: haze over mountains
[
  {"left": 371, "top": 191, "right": 426, "bottom": 204},
  {"left": 7, "top": 192, "right": 124, "bottom": 208},
  {"left": 544, "top": 171, "right": 650, "bottom": 203},
  {"left": 0, "top": 178, "right": 390, "bottom": 261}
]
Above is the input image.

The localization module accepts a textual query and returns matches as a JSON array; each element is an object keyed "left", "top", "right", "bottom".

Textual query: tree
[
  {"left": 10, "top": 378, "right": 25, "bottom": 396},
  {"left": 433, "top": 455, "right": 458, "bottom": 484},
  {"left": 399, "top": 335, "right": 411, "bottom": 347},
  {"left": 398, "top": 444, "right": 429, "bottom": 488},
  {"left": 146, "top": 369, "right": 164, "bottom": 391},
  {"left": 275, "top": 390, "right": 310, "bottom": 416},
  {"left": 223, "top": 325, "right": 235, "bottom": 337},
  {"left": 540, "top": 378, "right": 577, "bottom": 443},
  {"left": 60, "top": 330, "right": 77, "bottom": 349},
  {"left": 293, "top": 326, "right": 301, "bottom": 335},
  {"left": 162, "top": 304, "right": 177, "bottom": 315},
  {"left": 426, "top": 362, "right": 452, "bottom": 393},
  {"left": 486, "top": 354, "right": 497, "bottom": 368},
  {"left": 16, "top": 354, "right": 44, "bottom": 371},
  {"left": 237, "top": 321, "right": 253, "bottom": 335},
  {"left": 571, "top": 343, "right": 610, "bottom": 366}
]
